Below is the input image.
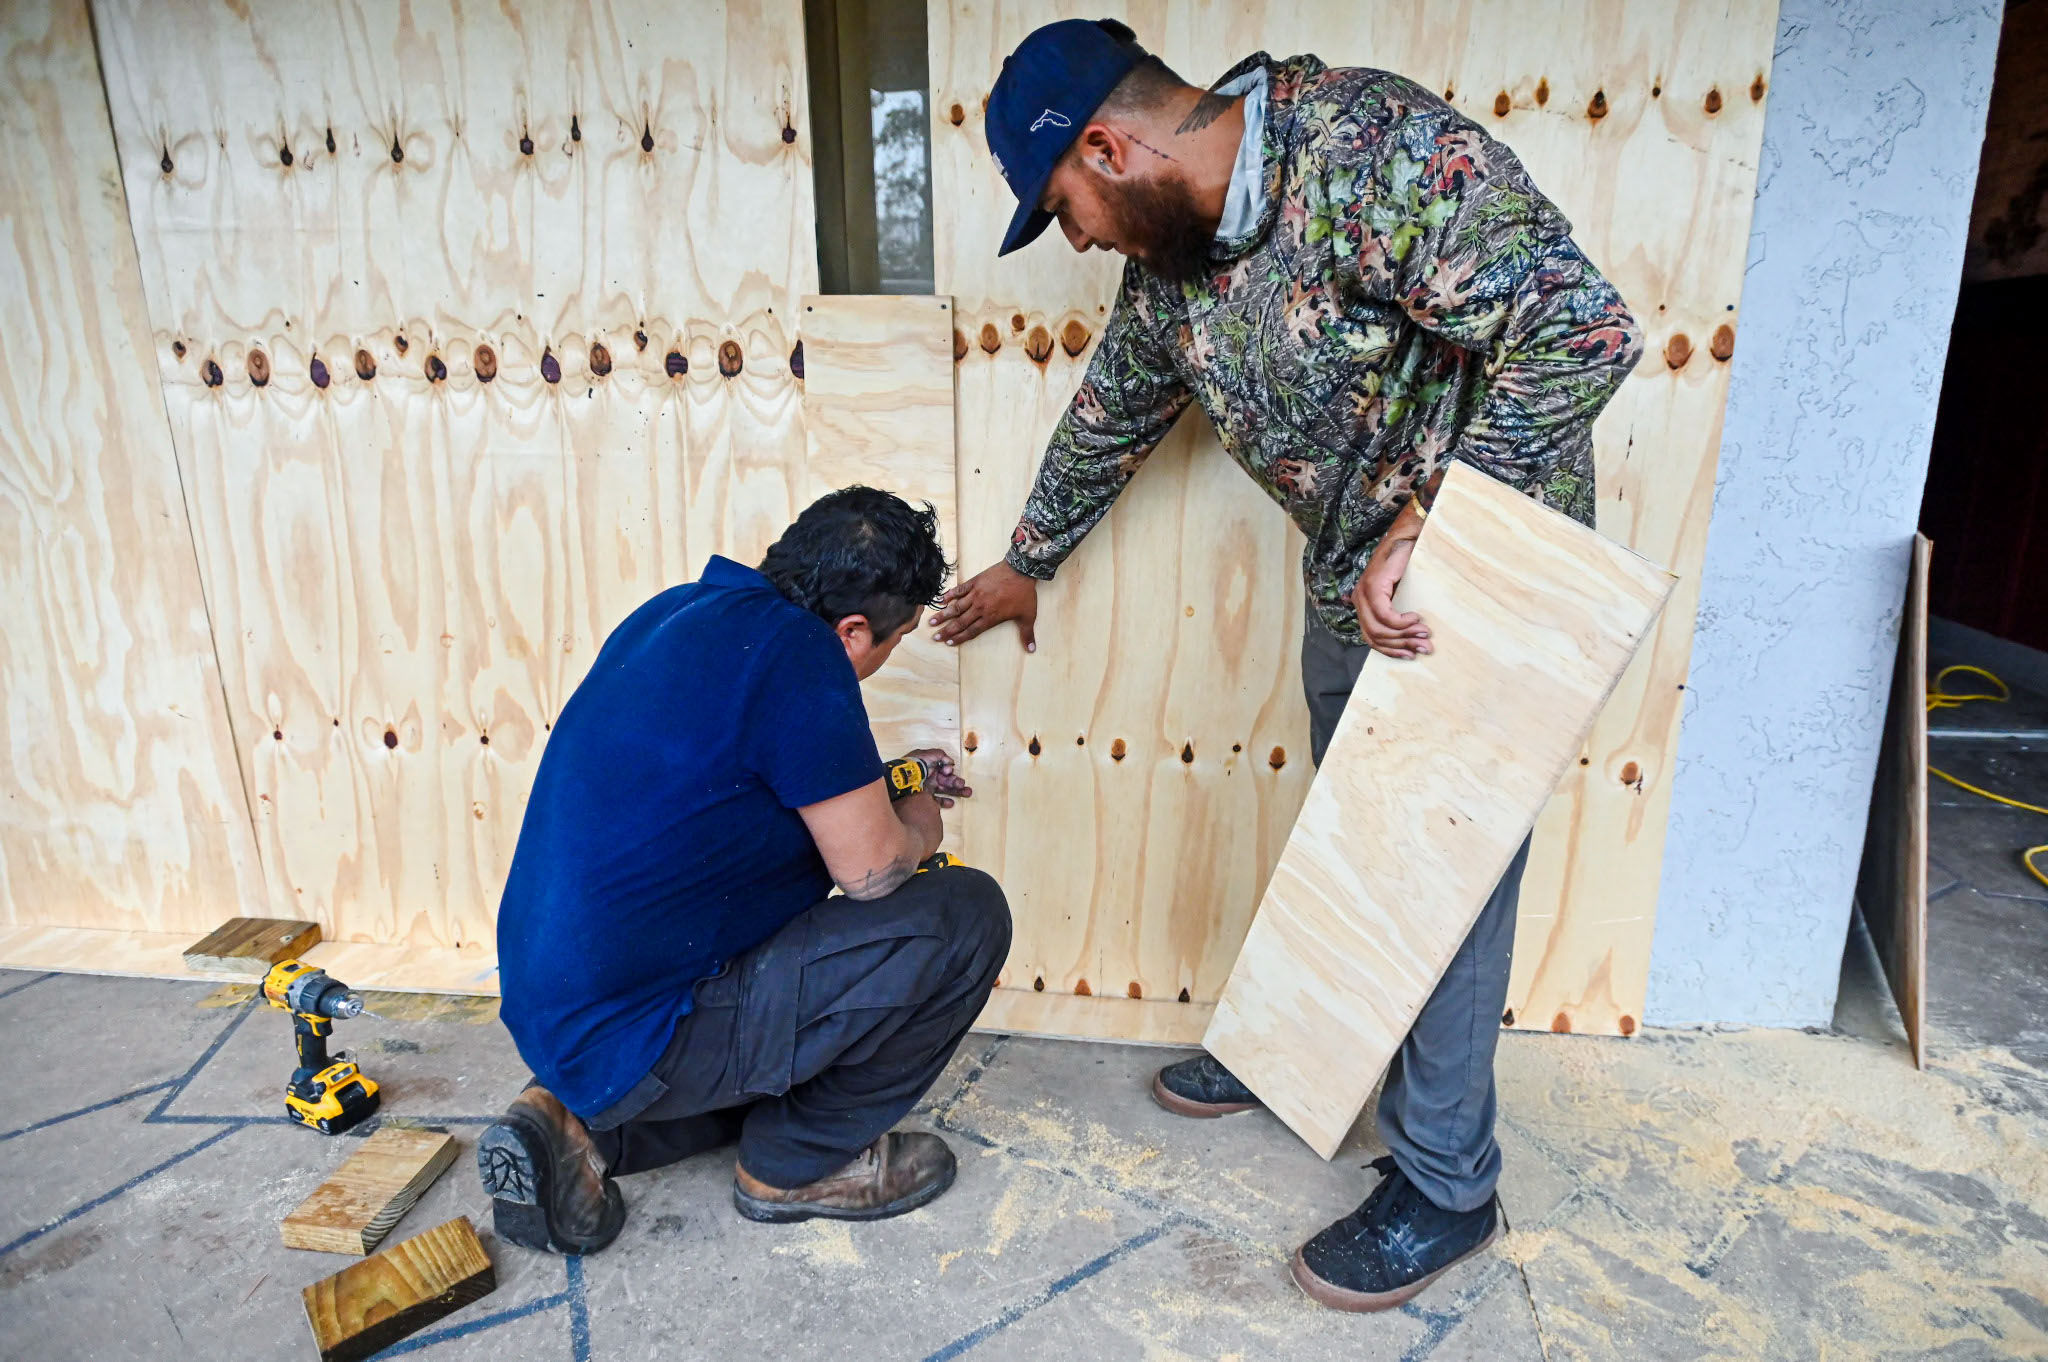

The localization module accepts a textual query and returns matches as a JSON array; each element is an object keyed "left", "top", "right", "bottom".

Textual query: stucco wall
[{"left": 1647, "top": 0, "right": 2005, "bottom": 1027}]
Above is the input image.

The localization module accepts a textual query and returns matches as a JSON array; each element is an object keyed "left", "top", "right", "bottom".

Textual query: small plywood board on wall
[
  {"left": 929, "top": 0, "right": 1779, "bottom": 1043},
  {"left": 1855, "top": 533, "right": 1930, "bottom": 1068},
  {"left": 1205, "top": 466, "right": 1674, "bottom": 1157}
]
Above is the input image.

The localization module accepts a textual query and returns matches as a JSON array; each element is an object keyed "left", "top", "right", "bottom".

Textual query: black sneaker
[
  {"left": 1292, "top": 1156, "right": 1502, "bottom": 1311},
  {"left": 1151, "top": 1053, "right": 1263, "bottom": 1118},
  {"left": 477, "top": 1086, "right": 627, "bottom": 1255}
]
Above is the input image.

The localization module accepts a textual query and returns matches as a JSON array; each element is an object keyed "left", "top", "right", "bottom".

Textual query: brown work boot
[
  {"left": 477, "top": 1085, "right": 627, "bottom": 1255},
  {"left": 731, "top": 1131, "right": 957, "bottom": 1224}
]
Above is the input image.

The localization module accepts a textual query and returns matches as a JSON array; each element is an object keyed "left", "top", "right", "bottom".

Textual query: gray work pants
[{"left": 1301, "top": 605, "right": 1526, "bottom": 1213}]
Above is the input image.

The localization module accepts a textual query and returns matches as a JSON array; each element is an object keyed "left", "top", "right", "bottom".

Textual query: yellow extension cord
[{"left": 1925, "top": 665, "right": 2048, "bottom": 892}]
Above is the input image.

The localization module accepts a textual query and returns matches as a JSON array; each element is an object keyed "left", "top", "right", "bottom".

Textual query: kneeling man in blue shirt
[{"left": 481, "top": 487, "right": 1010, "bottom": 1254}]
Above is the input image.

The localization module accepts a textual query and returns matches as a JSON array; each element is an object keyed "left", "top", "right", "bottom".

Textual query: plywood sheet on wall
[
  {"left": 798, "top": 295, "right": 961, "bottom": 769},
  {"left": 91, "top": 0, "right": 817, "bottom": 959},
  {"left": 928, "top": 0, "right": 1778, "bottom": 1041},
  {"left": 1205, "top": 466, "right": 1673, "bottom": 1157},
  {"left": 0, "top": 0, "right": 262, "bottom": 938}
]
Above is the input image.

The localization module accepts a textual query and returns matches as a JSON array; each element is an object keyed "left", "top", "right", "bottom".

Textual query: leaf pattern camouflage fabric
[{"left": 1004, "top": 52, "right": 1645, "bottom": 643}]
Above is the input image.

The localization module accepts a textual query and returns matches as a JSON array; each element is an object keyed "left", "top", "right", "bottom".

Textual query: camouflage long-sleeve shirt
[{"left": 1005, "top": 52, "right": 1644, "bottom": 643}]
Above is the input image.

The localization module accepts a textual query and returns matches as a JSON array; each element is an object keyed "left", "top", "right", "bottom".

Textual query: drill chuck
[{"left": 286, "top": 969, "right": 363, "bottom": 1020}]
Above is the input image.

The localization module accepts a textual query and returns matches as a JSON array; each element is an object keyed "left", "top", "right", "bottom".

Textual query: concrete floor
[{"left": 3, "top": 719, "right": 2045, "bottom": 1359}]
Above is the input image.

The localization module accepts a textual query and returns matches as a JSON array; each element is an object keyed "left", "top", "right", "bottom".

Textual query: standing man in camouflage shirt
[{"left": 928, "top": 19, "right": 1642, "bottom": 1312}]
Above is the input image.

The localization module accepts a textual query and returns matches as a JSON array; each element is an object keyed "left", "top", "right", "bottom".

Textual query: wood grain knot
[
  {"left": 273, "top": 728, "right": 283, "bottom": 741},
  {"left": 389, "top": 136, "right": 404, "bottom": 163},
  {"left": 1128, "top": 982, "right": 1142, "bottom": 999},
  {"left": 520, "top": 132, "right": 534, "bottom": 156},
  {"left": 473, "top": 345, "right": 497, "bottom": 382},
  {"left": 978, "top": 323, "right": 1001, "bottom": 354},
  {"left": 171, "top": 339, "right": 186, "bottom": 359},
  {"left": 1551, "top": 1012, "right": 1572, "bottom": 1034},
  {"left": 325, "top": 127, "right": 336, "bottom": 154},
  {"left": 1075, "top": 734, "right": 1084, "bottom": 745},
  {"left": 1587, "top": 89, "right": 1608, "bottom": 120},
  {"left": 159, "top": 150, "right": 173, "bottom": 174},
  {"left": 640, "top": 125, "right": 654, "bottom": 153},
  {"left": 1663, "top": 333, "right": 1691, "bottom": 369},
  {"left": 1703, "top": 87, "right": 1723, "bottom": 114},
  {"left": 279, "top": 144, "right": 293, "bottom": 167},
  {"left": 963, "top": 731, "right": 979, "bottom": 753},
  {"left": 1060, "top": 320, "right": 1091, "bottom": 356},
  {"left": 1027, "top": 735, "right": 1041, "bottom": 757},
  {"left": 1011, "top": 313, "right": 1026, "bottom": 332},
  {"left": 1024, "top": 325, "right": 1053, "bottom": 364},
  {"left": 1074, "top": 979, "right": 1091, "bottom": 996},
  {"left": 588, "top": 343, "right": 611, "bottom": 377},
  {"left": 953, "top": 328, "right": 968, "bottom": 362},
  {"left": 633, "top": 329, "right": 648, "bottom": 352},
  {"left": 665, "top": 350, "right": 687, "bottom": 378},
  {"left": 1110, "top": 738, "right": 1126, "bottom": 761},
  {"left": 310, "top": 356, "right": 330, "bottom": 389},
  {"left": 948, "top": 103, "right": 965, "bottom": 126},
  {"left": 570, "top": 114, "right": 582, "bottom": 142},
  {"left": 1033, "top": 976, "right": 1045, "bottom": 992},
  {"left": 355, "top": 349, "right": 377, "bottom": 381},
  {"left": 718, "top": 340, "right": 744, "bottom": 377},
  {"left": 246, "top": 349, "right": 270, "bottom": 386},
  {"left": 781, "top": 125, "right": 797, "bottom": 144},
  {"left": 1501, "top": 1008, "right": 1516, "bottom": 1027},
  {"left": 788, "top": 340, "right": 804, "bottom": 380},
  {"left": 1442, "top": 86, "right": 1454, "bottom": 101},
  {"left": 394, "top": 335, "right": 409, "bottom": 354},
  {"left": 383, "top": 728, "right": 398, "bottom": 749},
  {"left": 1534, "top": 78, "right": 1549, "bottom": 106},
  {"left": 1493, "top": 91, "right": 1511, "bottom": 117},
  {"left": 1620, "top": 1015, "right": 1638, "bottom": 1036},
  {"left": 1268, "top": 746, "right": 1286, "bottom": 771},
  {"left": 202, "top": 358, "right": 223, "bottom": 387},
  {"left": 479, "top": 732, "right": 489, "bottom": 745},
  {"left": 1710, "top": 324, "right": 1735, "bottom": 361},
  {"left": 541, "top": 349, "right": 561, "bottom": 384},
  {"left": 1620, "top": 761, "right": 1640, "bottom": 784},
  {"left": 1652, "top": 84, "right": 1663, "bottom": 98},
  {"left": 1180, "top": 742, "right": 1194, "bottom": 764},
  {"left": 425, "top": 353, "right": 447, "bottom": 382},
  {"left": 1750, "top": 75, "right": 1766, "bottom": 102},
  {"left": 1178, "top": 988, "right": 1191, "bottom": 1003}
]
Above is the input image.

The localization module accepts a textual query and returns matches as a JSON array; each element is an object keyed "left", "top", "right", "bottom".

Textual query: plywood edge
[
  {"left": 0, "top": 927, "right": 498, "bottom": 996},
  {"left": 973, "top": 987, "right": 1212, "bottom": 1046}
]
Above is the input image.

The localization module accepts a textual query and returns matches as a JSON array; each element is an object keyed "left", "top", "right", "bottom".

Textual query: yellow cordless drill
[
  {"left": 885, "top": 756, "right": 963, "bottom": 873},
  {"left": 262, "top": 959, "right": 380, "bottom": 1134}
]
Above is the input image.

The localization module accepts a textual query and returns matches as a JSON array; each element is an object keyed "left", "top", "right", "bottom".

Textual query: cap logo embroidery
[{"left": 1029, "top": 108, "right": 1072, "bottom": 133}]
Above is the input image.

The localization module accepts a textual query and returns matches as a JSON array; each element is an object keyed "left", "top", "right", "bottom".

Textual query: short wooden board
[
  {"left": 183, "top": 918, "right": 322, "bottom": 976},
  {"left": 282, "top": 1127, "right": 459, "bottom": 1255},
  {"left": 301, "top": 1215, "right": 494, "bottom": 1362},
  {"left": 1204, "top": 465, "right": 1675, "bottom": 1158},
  {"left": 1856, "top": 533, "right": 1929, "bottom": 1068}
]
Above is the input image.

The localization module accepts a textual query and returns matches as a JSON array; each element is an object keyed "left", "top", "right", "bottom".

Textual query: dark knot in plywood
[
  {"left": 356, "top": 348, "right": 377, "bottom": 380},
  {"left": 425, "top": 353, "right": 447, "bottom": 382},
  {"left": 1033, "top": 976, "right": 1045, "bottom": 992},
  {"left": 1587, "top": 89, "right": 1608, "bottom": 120},
  {"left": 1127, "top": 982, "right": 1142, "bottom": 999},
  {"left": 1268, "top": 746, "right": 1286, "bottom": 771},
  {"left": 1663, "top": 333, "right": 1691, "bottom": 369},
  {"left": 570, "top": 114, "right": 582, "bottom": 142},
  {"left": 325, "top": 127, "right": 336, "bottom": 154},
  {"left": 394, "top": 334, "right": 409, "bottom": 354},
  {"left": 588, "top": 342, "right": 611, "bottom": 377},
  {"left": 310, "top": 355, "right": 330, "bottom": 389},
  {"left": 1110, "top": 738, "right": 1126, "bottom": 761},
  {"left": 978, "top": 323, "right": 1001, "bottom": 354},
  {"left": 383, "top": 728, "right": 398, "bottom": 749},
  {"left": 633, "top": 329, "right": 648, "bottom": 352},
  {"left": 473, "top": 344, "right": 497, "bottom": 382},
  {"left": 1180, "top": 742, "right": 1194, "bottom": 764},
  {"left": 1493, "top": 91, "right": 1511, "bottom": 117},
  {"left": 953, "top": 329, "right": 968, "bottom": 362},
  {"left": 1060, "top": 320, "right": 1091, "bottom": 356},
  {"left": 781, "top": 125, "right": 796, "bottom": 144},
  {"left": 1027, "top": 735, "right": 1041, "bottom": 757},
  {"left": 1710, "top": 324, "right": 1735, "bottom": 361},
  {"left": 789, "top": 340, "right": 804, "bottom": 380},
  {"left": 520, "top": 131, "right": 534, "bottom": 156},
  {"left": 540, "top": 349, "right": 561, "bottom": 384},
  {"left": 389, "top": 136, "right": 404, "bottom": 163},
  {"left": 1074, "top": 979, "right": 1091, "bottom": 996},
  {"left": 246, "top": 349, "right": 270, "bottom": 386},
  {"left": 641, "top": 124, "right": 654, "bottom": 153},
  {"left": 963, "top": 731, "right": 979, "bottom": 753},
  {"left": 1534, "top": 78, "right": 1549, "bottom": 106},
  {"left": 948, "top": 103, "right": 965, "bottom": 126},
  {"left": 1178, "top": 987, "right": 1191, "bottom": 1003},
  {"left": 1704, "top": 87, "right": 1723, "bottom": 115},
  {"left": 665, "top": 350, "right": 687, "bottom": 378},
  {"left": 160, "top": 149, "right": 174, "bottom": 174},
  {"left": 718, "top": 340, "right": 744, "bottom": 377},
  {"left": 202, "top": 358, "right": 223, "bottom": 387},
  {"left": 1024, "top": 325, "right": 1053, "bottom": 364},
  {"left": 1551, "top": 1012, "right": 1572, "bottom": 1034},
  {"left": 1750, "top": 75, "right": 1767, "bottom": 103},
  {"left": 171, "top": 339, "right": 186, "bottom": 359},
  {"left": 280, "top": 144, "right": 293, "bottom": 167}
]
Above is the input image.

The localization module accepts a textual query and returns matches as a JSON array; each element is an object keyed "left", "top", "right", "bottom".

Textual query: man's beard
[{"left": 1115, "top": 175, "right": 1218, "bottom": 285}]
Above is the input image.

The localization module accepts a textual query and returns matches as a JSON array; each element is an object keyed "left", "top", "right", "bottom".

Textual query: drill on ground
[{"left": 261, "top": 959, "right": 381, "bottom": 1134}]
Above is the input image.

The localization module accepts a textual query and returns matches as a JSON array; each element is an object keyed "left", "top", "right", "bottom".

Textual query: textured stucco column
[{"left": 1646, "top": 0, "right": 2005, "bottom": 1027}]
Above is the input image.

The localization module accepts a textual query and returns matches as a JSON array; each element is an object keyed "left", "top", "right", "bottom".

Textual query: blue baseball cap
[{"left": 988, "top": 19, "right": 1142, "bottom": 256}]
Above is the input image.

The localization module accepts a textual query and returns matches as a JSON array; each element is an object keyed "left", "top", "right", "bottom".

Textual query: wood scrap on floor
[
  {"left": 1204, "top": 465, "right": 1676, "bottom": 1158},
  {"left": 301, "top": 1215, "right": 494, "bottom": 1362},
  {"left": 281, "top": 1127, "right": 459, "bottom": 1255},
  {"left": 183, "top": 918, "right": 322, "bottom": 976}
]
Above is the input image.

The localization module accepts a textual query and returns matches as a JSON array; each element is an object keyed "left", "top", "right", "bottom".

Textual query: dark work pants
[
  {"left": 579, "top": 865, "right": 1010, "bottom": 1189},
  {"left": 1301, "top": 605, "right": 1527, "bottom": 1214}
]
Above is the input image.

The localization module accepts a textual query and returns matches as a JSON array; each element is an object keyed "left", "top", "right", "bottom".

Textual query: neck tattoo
[{"left": 1174, "top": 88, "right": 1236, "bottom": 135}]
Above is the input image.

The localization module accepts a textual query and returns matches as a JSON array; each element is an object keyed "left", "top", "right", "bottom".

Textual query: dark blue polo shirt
[{"left": 495, "top": 556, "right": 884, "bottom": 1118}]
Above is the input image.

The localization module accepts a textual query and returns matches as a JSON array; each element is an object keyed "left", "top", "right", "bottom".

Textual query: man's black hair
[
  {"left": 757, "top": 486, "right": 950, "bottom": 640},
  {"left": 1093, "top": 22, "right": 1189, "bottom": 119}
]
